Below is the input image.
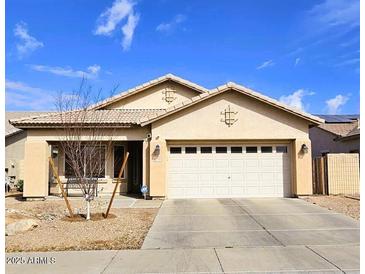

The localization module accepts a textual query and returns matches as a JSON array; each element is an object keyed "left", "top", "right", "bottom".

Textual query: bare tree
[{"left": 55, "top": 79, "right": 116, "bottom": 220}]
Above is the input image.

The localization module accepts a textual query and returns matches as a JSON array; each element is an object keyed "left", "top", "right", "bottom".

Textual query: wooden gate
[{"left": 312, "top": 156, "right": 328, "bottom": 195}]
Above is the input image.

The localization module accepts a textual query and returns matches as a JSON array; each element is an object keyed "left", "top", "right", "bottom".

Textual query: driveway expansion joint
[
  {"left": 305, "top": 245, "right": 345, "bottom": 273},
  {"left": 101, "top": 250, "right": 119, "bottom": 274},
  {"left": 213, "top": 248, "right": 225, "bottom": 273},
  {"left": 231, "top": 199, "right": 286, "bottom": 247}
]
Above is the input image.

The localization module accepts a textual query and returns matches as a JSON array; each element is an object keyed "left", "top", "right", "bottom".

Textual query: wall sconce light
[
  {"left": 52, "top": 146, "right": 59, "bottom": 158},
  {"left": 301, "top": 144, "right": 309, "bottom": 154},
  {"left": 155, "top": 144, "right": 160, "bottom": 153}
]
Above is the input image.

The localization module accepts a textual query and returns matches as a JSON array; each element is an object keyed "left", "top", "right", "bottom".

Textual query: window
[
  {"left": 276, "top": 146, "right": 288, "bottom": 153},
  {"left": 114, "top": 145, "right": 125, "bottom": 178},
  {"left": 216, "top": 147, "right": 228, "bottom": 153},
  {"left": 231, "top": 146, "right": 243, "bottom": 153},
  {"left": 246, "top": 146, "right": 257, "bottom": 153},
  {"left": 185, "top": 147, "right": 197, "bottom": 154},
  {"left": 261, "top": 146, "right": 273, "bottom": 153},
  {"left": 201, "top": 147, "right": 212, "bottom": 153},
  {"left": 65, "top": 145, "right": 106, "bottom": 178},
  {"left": 170, "top": 147, "right": 182, "bottom": 154}
]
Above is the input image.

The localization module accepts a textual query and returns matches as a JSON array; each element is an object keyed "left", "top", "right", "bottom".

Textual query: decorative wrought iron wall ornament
[
  {"left": 162, "top": 85, "right": 177, "bottom": 104},
  {"left": 221, "top": 105, "right": 238, "bottom": 127}
]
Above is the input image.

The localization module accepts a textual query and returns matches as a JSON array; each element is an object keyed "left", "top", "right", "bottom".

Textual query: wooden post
[
  {"left": 319, "top": 157, "right": 326, "bottom": 195},
  {"left": 104, "top": 152, "right": 129, "bottom": 218},
  {"left": 49, "top": 157, "right": 74, "bottom": 217}
]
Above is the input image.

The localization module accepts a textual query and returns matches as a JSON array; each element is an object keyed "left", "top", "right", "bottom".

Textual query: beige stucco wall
[
  {"left": 23, "top": 140, "right": 50, "bottom": 197},
  {"left": 292, "top": 139, "right": 313, "bottom": 195},
  {"left": 26, "top": 127, "right": 150, "bottom": 141},
  {"left": 152, "top": 91, "right": 309, "bottom": 140},
  {"left": 23, "top": 128, "right": 149, "bottom": 198},
  {"left": 105, "top": 82, "right": 201, "bottom": 110},
  {"left": 148, "top": 90, "right": 313, "bottom": 197},
  {"left": 5, "top": 131, "right": 27, "bottom": 181},
  {"left": 310, "top": 127, "right": 360, "bottom": 157}
]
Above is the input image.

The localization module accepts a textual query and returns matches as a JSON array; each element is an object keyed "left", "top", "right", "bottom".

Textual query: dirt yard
[
  {"left": 5, "top": 195, "right": 158, "bottom": 252},
  {"left": 301, "top": 195, "right": 360, "bottom": 220}
]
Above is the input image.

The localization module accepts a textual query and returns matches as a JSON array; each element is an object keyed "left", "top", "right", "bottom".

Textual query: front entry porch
[
  {"left": 22, "top": 139, "right": 147, "bottom": 199},
  {"left": 48, "top": 140, "right": 145, "bottom": 197}
]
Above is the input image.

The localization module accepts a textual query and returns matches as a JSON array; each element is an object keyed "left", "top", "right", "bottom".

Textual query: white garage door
[{"left": 167, "top": 144, "right": 291, "bottom": 198}]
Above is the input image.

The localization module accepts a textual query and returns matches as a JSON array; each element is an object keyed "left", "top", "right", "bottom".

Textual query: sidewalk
[{"left": 6, "top": 245, "right": 359, "bottom": 274}]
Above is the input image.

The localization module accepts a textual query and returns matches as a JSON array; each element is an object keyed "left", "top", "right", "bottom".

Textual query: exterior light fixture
[
  {"left": 301, "top": 144, "right": 309, "bottom": 154},
  {"left": 155, "top": 144, "right": 160, "bottom": 153},
  {"left": 52, "top": 146, "right": 59, "bottom": 158}
]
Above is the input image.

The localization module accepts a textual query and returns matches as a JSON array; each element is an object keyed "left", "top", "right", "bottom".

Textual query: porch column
[
  {"left": 23, "top": 140, "right": 50, "bottom": 198},
  {"left": 142, "top": 140, "right": 150, "bottom": 189},
  {"left": 292, "top": 139, "right": 313, "bottom": 196}
]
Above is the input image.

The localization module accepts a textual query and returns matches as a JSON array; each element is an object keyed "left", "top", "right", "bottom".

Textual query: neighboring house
[
  {"left": 5, "top": 112, "right": 51, "bottom": 184},
  {"left": 9, "top": 74, "right": 324, "bottom": 199},
  {"left": 309, "top": 115, "right": 360, "bottom": 157}
]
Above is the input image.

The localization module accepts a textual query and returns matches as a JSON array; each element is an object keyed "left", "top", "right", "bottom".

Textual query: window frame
[
  {"left": 216, "top": 146, "right": 228, "bottom": 154},
  {"left": 261, "top": 146, "right": 273, "bottom": 153},
  {"left": 246, "top": 146, "right": 258, "bottom": 153},
  {"left": 185, "top": 146, "right": 198, "bottom": 154},
  {"left": 64, "top": 144, "right": 107, "bottom": 179},
  {"left": 170, "top": 147, "right": 182, "bottom": 154},
  {"left": 200, "top": 147, "right": 213, "bottom": 154},
  {"left": 231, "top": 146, "right": 243, "bottom": 153}
]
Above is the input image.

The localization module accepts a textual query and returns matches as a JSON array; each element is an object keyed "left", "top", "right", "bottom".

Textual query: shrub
[{"left": 16, "top": 180, "right": 24, "bottom": 192}]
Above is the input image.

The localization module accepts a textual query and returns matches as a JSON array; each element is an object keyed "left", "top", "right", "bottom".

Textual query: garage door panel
[
  {"left": 200, "top": 159, "right": 214, "bottom": 168},
  {"left": 215, "top": 159, "right": 229, "bottom": 168},
  {"left": 230, "top": 159, "right": 244, "bottom": 168},
  {"left": 168, "top": 144, "right": 291, "bottom": 198},
  {"left": 183, "top": 159, "right": 199, "bottom": 168}
]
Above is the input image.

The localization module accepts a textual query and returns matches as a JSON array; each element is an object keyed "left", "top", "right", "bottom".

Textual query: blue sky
[{"left": 5, "top": 0, "right": 359, "bottom": 114}]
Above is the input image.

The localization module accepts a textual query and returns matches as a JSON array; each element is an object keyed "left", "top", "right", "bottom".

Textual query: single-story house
[
  {"left": 5, "top": 112, "right": 51, "bottom": 185},
  {"left": 309, "top": 115, "right": 360, "bottom": 157},
  {"left": 9, "top": 74, "right": 324, "bottom": 199}
]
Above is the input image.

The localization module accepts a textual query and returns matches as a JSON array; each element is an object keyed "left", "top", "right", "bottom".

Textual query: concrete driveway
[
  {"left": 6, "top": 198, "right": 360, "bottom": 273},
  {"left": 141, "top": 198, "right": 359, "bottom": 272}
]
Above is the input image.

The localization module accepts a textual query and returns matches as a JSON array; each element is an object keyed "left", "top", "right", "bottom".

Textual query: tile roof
[
  {"left": 9, "top": 109, "right": 163, "bottom": 128},
  {"left": 318, "top": 122, "right": 358, "bottom": 137},
  {"left": 6, "top": 112, "right": 53, "bottom": 137},
  {"left": 140, "top": 82, "right": 324, "bottom": 126},
  {"left": 89, "top": 73, "right": 209, "bottom": 110}
]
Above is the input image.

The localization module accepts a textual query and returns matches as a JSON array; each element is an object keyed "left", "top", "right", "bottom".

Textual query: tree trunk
[{"left": 86, "top": 200, "right": 91, "bottom": 220}]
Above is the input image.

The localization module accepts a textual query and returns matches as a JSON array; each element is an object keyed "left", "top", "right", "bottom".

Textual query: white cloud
[
  {"left": 256, "top": 60, "right": 275, "bottom": 70},
  {"left": 295, "top": 58, "right": 301, "bottom": 66},
  {"left": 6, "top": 80, "right": 55, "bottom": 110},
  {"left": 156, "top": 14, "right": 186, "bottom": 33},
  {"left": 325, "top": 94, "right": 349, "bottom": 114},
  {"left": 121, "top": 13, "right": 140, "bottom": 50},
  {"left": 94, "top": 0, "right": 139, "bottom": 51},
  {"left": 30, "top": 64, "right": 101, "bottom": 79},
  {"left": 279, "top": 89, "right": 315, "bottom": 111},
  {"left": 14, "top": 22, "right": 44, "bottom": 58},
  {"left": 309, "top": 0, "right": 359, "bottom": 31}
]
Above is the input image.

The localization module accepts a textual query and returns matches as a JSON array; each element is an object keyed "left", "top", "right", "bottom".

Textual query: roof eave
[
  {"left": 89, "top": 74, "right": 209, "bottom": 110},
  {"left": 140, "top": 85, "right": 325, "bottom": 126},
  {"left": 9, "top": 123, "right": 138, "bottom": 129}
]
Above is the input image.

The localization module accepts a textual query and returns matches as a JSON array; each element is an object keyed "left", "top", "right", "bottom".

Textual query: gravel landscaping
[
  {"left": 5, "top": 195, "right": 158, "bottom": 252},
  {"left": 301, "top": 195, "right": 360, "bottom": 220}
]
